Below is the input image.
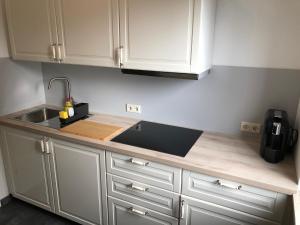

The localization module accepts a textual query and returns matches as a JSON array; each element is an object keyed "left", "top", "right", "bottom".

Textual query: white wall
[
  {"left": 0, "top": 0, "right": 9, "bottom": 57},
  {"left": 213, "top": 0, "right": 300, "bottom": 69}
]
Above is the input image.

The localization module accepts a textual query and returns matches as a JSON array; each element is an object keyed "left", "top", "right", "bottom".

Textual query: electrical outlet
[
  {"left": 126, "top": 104, "right": 142, "bottom": 113},
  {"left": 240, "top": 122, "right": 261, "bottom": 134}
]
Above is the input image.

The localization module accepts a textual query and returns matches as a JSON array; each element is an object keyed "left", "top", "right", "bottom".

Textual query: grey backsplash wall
[
  {"left": 0, "top": 58, "right": 45, "bottom": 115},
  {"left": 42, "top": 63, "right": 300, "bottom": 135}
]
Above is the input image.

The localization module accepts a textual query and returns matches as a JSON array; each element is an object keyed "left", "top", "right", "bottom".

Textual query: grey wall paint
[
  {"left": 42, "top": 63, "right": 300, "bottom": 135},
  {"left": 0, "top": 58, "right": 45, "bottom": 199},
  {"left": 213, "top": 0, "right": 300, "bottom": 69},
  {"left": 0, "top": 59, "right": 45, "bottom": 115}
]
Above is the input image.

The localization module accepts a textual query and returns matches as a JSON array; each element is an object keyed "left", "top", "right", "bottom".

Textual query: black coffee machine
[{"left": 260, "top": 109, "right": 298, "bottom": 163}]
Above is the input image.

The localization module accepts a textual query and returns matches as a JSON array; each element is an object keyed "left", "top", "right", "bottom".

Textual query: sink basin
[{"left": 15, "top": 107, "right": 60, "bottom": 123}]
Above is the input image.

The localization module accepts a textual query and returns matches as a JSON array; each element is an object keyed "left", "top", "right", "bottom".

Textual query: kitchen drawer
[
  {"left": 108, "top": 196, "right": 178, "bottom": 225},
  {"left": 107, "top": 174, "right": 180, "bottom": 218},
  {"left": 181, "top": 195, "right": 279, "bottom": 225},
  {"left": 106, "top": 152, "right": 181, "bottom": 192},
  {"left": 182, "top": 170, "right": 287, "bottom": 222}
]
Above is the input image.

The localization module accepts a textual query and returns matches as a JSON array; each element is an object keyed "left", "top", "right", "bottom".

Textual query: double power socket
[
  {"left": 240, "top": 122, "right": 261, "bottom": 134},
  {"left": 126, "top": 104, "right": 142, "bottom": 114}
]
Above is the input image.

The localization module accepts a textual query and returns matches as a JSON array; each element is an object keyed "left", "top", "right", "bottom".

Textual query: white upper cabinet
[
  {"left": 5, "top": 0, "right": 57, "bottom": 62},
  {"left": 5, "top": 0, "right": 119, "bottom": 66},
  {"left": 118, "top": 0, "right": 216, "bottom": 74},
  {"left": 5, "top": 0, "right": 216, "bottom": 74},
  {"left": 55, "top": 0, "right": 119, "bottom": 67},
  {"left": 119, "top": 0, "right": 194, "bottom": 73}
]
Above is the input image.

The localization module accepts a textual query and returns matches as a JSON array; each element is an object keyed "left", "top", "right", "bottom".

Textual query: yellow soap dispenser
[{"left": 65, "top": 100, "right": 74, "bottom": 117}]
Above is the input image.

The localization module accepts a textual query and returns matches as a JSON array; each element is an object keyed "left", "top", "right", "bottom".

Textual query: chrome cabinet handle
[
  {"left": 43, "top": 137, "right": 51, "bottom": 155},
  {"left": 40, "top": 139, "right": 45, "bottom": 153},
  {"left": 130, "top": 158, "right": 149, "bottom": 166},
  {"left": 128, "top": 183, "right": 148, "bottom": 192},
  {"left": 50, "top": 44, "right": 56, "bottom": 61},
  {"left": 128, "top": 207, "right": 148, "bottom": 216},
  {"left": 118, "top": 46, "right": 124, "bottom": 67},
  {"left": 56, "top": 44, "right": 63, "bottom": 62},
  {"left": 216, "top": 180, "right": 242, "bottom": 190},
  {"left": 180, "top": 200, "right": 185, "bottom": 219}
]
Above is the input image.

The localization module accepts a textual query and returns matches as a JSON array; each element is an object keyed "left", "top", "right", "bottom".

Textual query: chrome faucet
[{"left": 48, "top": 77, "right": 71, "bottom": 100}]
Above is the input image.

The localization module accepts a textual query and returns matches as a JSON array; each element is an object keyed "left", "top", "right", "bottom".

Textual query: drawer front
[
  {"left": 182, "top": 170, "right": 287, "bottom": 222},
  {"left": 107, "top": 174, "right": 180, "bottom": 217},
  {"left": 108, "top": 197, "right": 178, "bottom": 225},
  {"left": 106, "top": 152, "right": 181, "bottom": 192},
  {"left": 181, "top": 195, "right": 279, "bottom": 225}
]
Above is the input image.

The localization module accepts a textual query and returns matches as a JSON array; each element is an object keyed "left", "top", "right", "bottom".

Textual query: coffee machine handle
[{"left": 288, "top": 128, "right": 298, "bottom": 150}]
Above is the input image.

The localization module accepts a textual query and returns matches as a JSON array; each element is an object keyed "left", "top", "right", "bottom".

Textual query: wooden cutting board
[{"left": 60, "top": 120, "right": 123, "bottom": 141}]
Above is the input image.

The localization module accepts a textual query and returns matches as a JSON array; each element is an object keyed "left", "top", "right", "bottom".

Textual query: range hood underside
[{"left": 121, "top": 69, "right": 201, "bottom": 80}]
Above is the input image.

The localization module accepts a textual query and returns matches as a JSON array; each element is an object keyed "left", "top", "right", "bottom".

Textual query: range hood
[{"left": 121, "top": 69, "right": 200, "bottom": 80}]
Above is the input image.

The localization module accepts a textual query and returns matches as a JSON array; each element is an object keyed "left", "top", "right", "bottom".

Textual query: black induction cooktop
[{"left": 112, "top": 121, "right": 203, "bottom": 157}]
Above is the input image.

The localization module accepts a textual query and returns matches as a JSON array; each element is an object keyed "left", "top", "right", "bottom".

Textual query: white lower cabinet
[
  {"left": 108, "top": 197, "right": 178, "bottom": 225},
  {"left": 0, "top": 128, "right": 54, "bottom": 211},
  {"left": 50, "top": 139, "right": 107, "bottom": 225},
  {"left": 179, "top": 195, "right": 279, "bottom": 225},
  {"left": 0, "top": 127, "right": 107, "bottom": 225}
]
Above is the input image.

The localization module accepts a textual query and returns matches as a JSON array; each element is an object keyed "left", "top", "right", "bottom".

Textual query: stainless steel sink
[
  {"left": 15, "top": 107, "right": 60, "bottom": 123},
  {"left": 14, "top": 107, "right": 61, "bottom": 129},
  {"left": 14, "top": 107, "right": 91, "bottom": 129}
]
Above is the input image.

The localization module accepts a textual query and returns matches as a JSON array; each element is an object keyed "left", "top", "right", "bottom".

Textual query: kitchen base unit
[
  {"left": 0, "top": 128, "right": 55, "bottom": 212},
  {"left": 0, "top": 125, "right": 294, "bottom": 225},
  {"left": 0, "top": 127, "right": 108, "bottom": 225}
]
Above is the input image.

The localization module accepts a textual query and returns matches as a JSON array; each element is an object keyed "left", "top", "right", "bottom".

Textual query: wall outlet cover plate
[{"left": 126, "top": 104, "right": 142, "bottom": 113}]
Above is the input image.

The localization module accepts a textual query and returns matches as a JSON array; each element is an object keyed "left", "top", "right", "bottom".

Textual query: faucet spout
[{"left": 48, "top": 77, "right": 71, "bottom": 101}]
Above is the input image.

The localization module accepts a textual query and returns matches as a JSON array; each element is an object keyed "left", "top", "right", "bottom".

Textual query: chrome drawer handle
[
  {"left": 130, "top": 158, "right": 149, "bottom": 166},
  {"left": 216, "top": 180, "right": 242, "bottom": 190},
  {"left": 128, "top": 183, "right": 148, "bottom": 192},
  {"left": 128, "top": 207, "right": 148, "bottom": 216}
]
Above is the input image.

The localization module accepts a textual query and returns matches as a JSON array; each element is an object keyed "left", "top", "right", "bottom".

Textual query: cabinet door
[
  {"left": 5, "top": 0, "right": 57, "bottom": 62},
  {"left": 1, "top": 128, "right": 54, "bottom": 211},
  {"left": 180, "top": 196, "right": 279, "bottom": 225},
  {"left": 108, "top": 197, "right": 178, "bottom": 225},
  {"left": 50, "top": 140, "right": 107, "bottom": 225},
  {"left": 119, "top": 0, "right": 195, "bottom": 73},
  {"left": 55, "top": 0, "right": 119, "bottom": 67}
]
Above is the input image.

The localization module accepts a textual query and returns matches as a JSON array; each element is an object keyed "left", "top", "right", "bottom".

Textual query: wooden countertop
[{"left": 0, "top": 105, "right": 298, "bottom": 195}]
